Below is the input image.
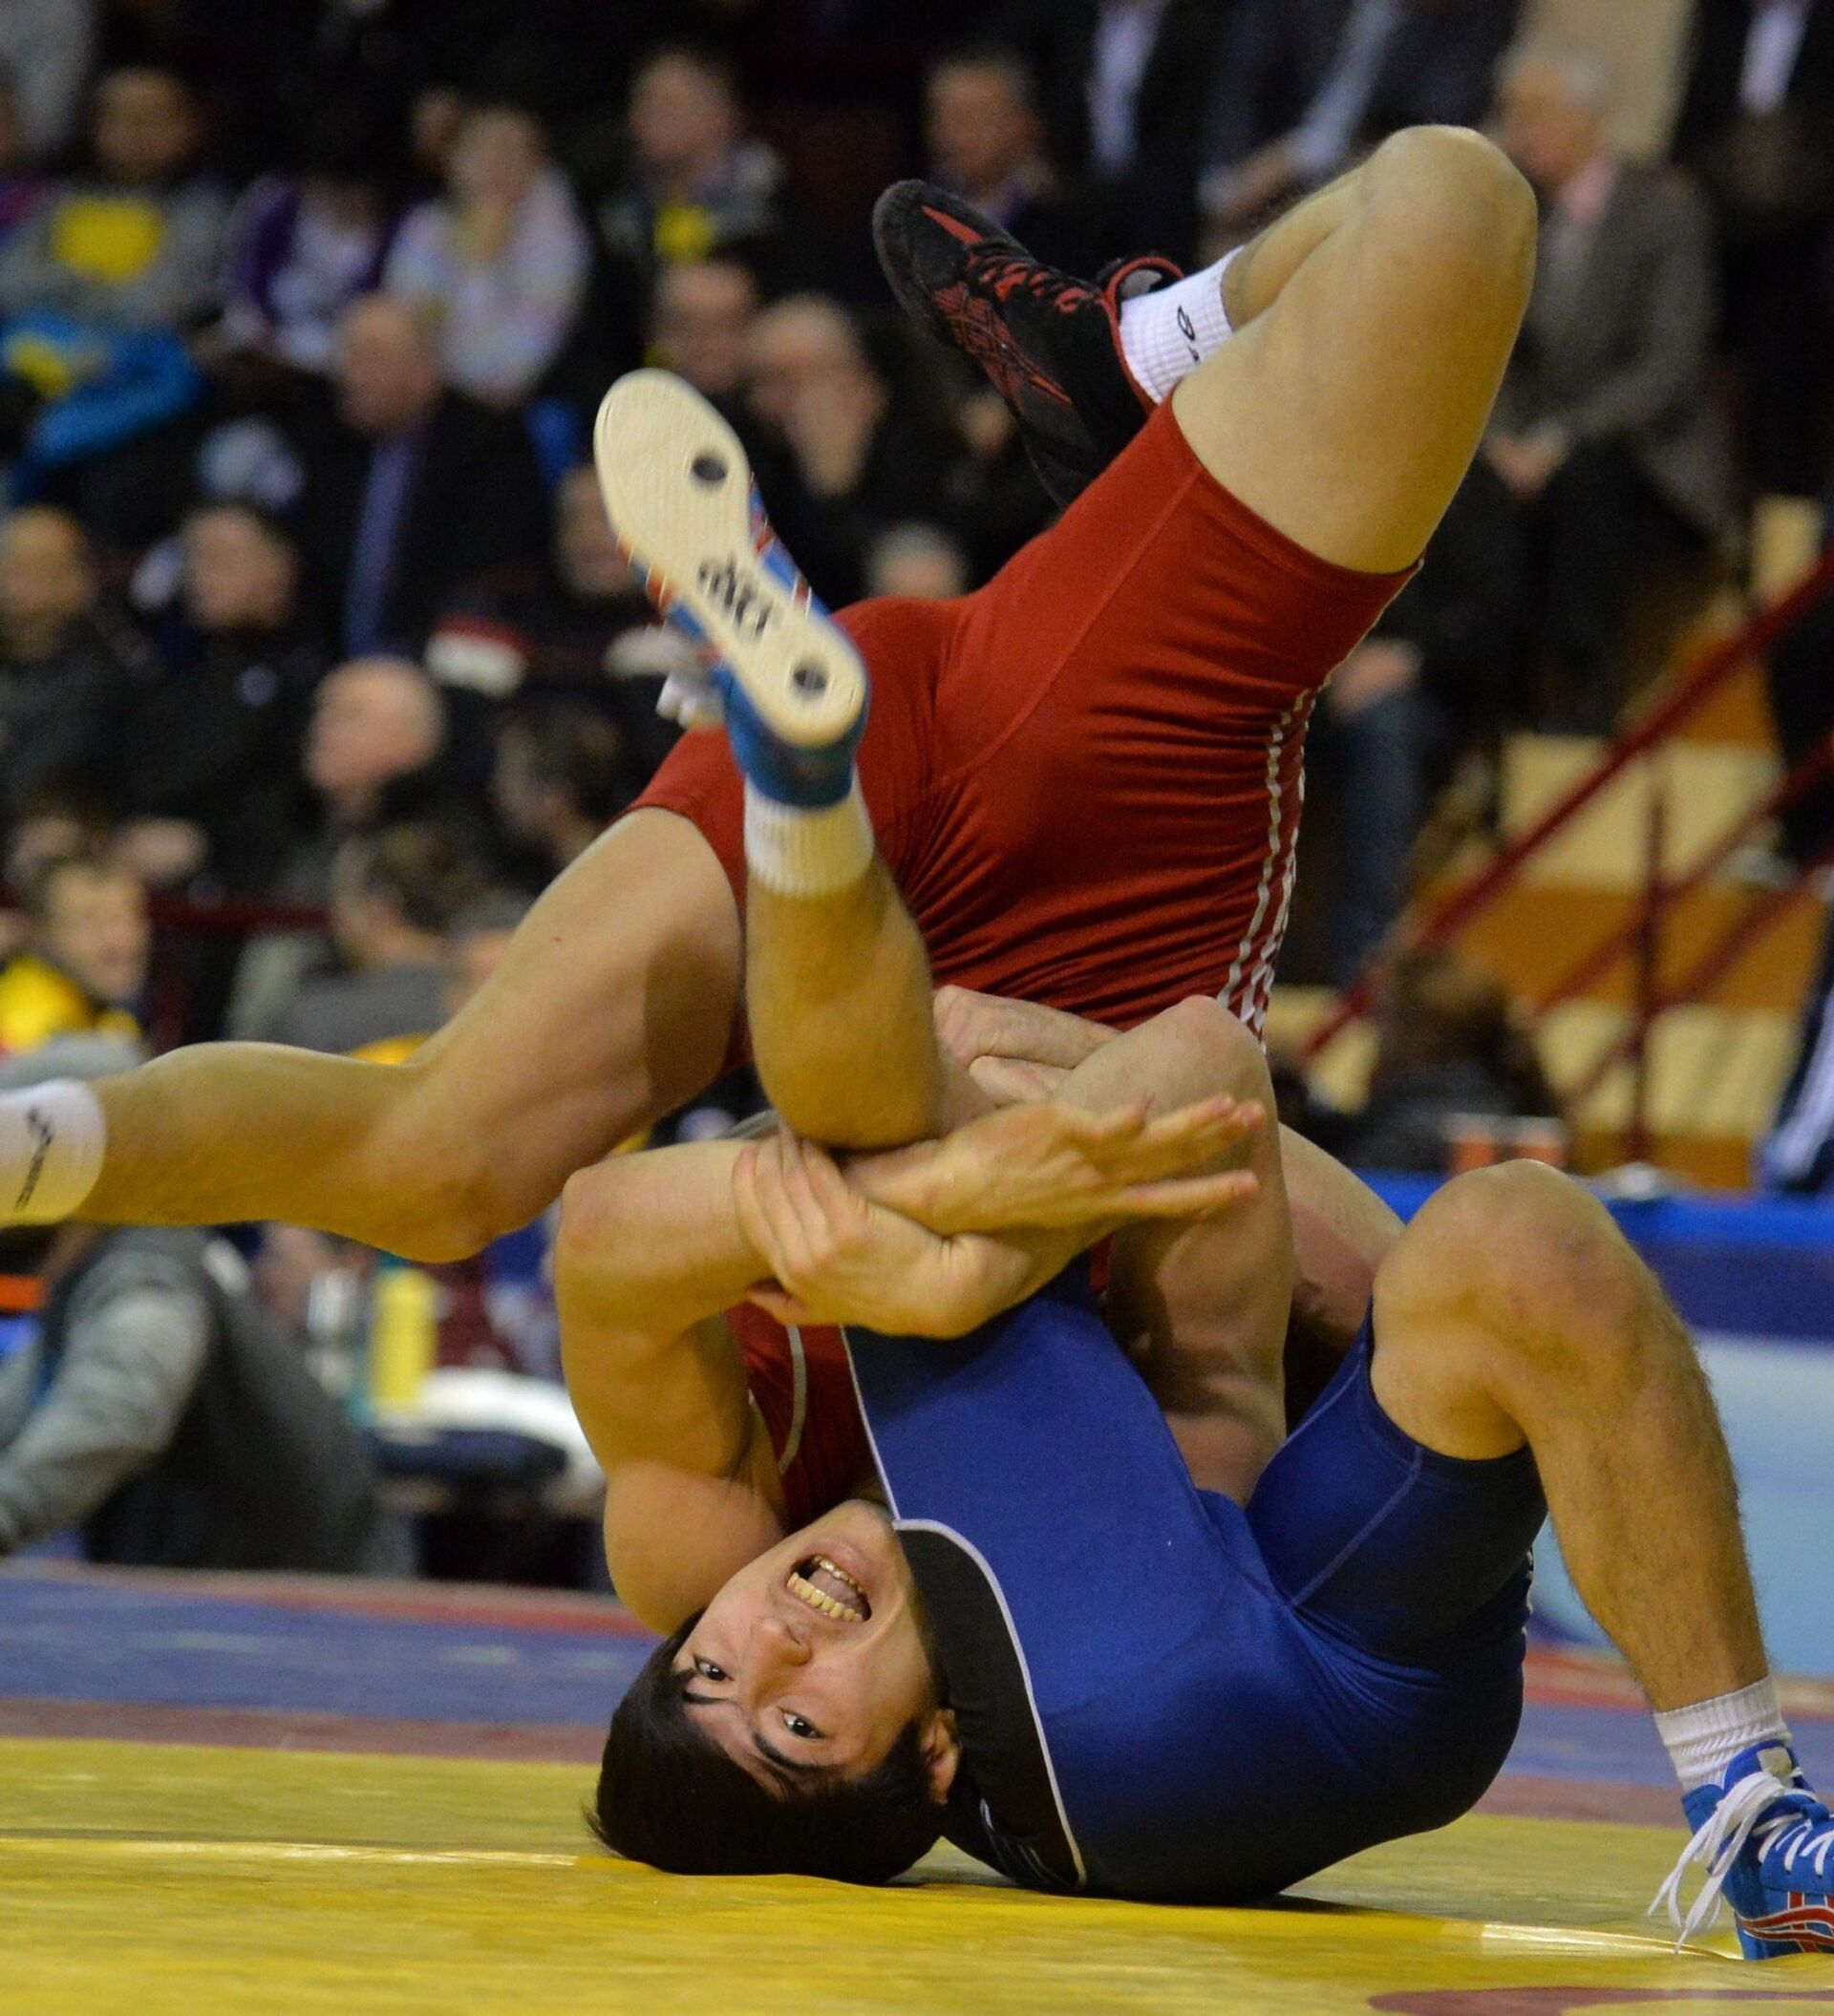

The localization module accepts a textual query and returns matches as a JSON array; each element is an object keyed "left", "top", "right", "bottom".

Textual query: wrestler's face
[{"left": 676, "top": 1500, "right": 960, "bottom": 1799}]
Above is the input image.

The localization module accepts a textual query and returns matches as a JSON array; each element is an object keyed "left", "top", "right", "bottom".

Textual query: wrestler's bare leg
[
  {"left": 747, "top": 869, "right": 951, "bottom": 1151},
  {"left": 1176, "top": 126, "right": 1537, "bottom": 572},
  {"left": 87, "top": 812, "right": 740, "bottom": 1261}
]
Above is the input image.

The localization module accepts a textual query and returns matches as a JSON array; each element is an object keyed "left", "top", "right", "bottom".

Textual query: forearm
[
  {"left": 747, "top": 867, "right": 949, "bottom": 1151},
  {"left": 556, "top": 1140, "right": 763, "bottom": 1343}
]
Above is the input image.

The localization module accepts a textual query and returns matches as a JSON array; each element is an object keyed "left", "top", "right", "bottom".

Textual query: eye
[
  {"left": 781, "top": 1710, "right": 823, "bottom": 1742},
  {"left": 693, "top": 1658, "right": 730, "bottom": 1683}
]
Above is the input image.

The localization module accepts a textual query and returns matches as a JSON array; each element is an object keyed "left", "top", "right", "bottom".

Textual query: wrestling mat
[{"left": 4, "top": 1562, "right": 1832, "bottom": 2014}]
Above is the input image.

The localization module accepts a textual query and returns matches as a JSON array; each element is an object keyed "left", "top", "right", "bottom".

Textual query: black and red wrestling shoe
[{"left": 871, "top": 180, "right": 1180, "bottom": 510}]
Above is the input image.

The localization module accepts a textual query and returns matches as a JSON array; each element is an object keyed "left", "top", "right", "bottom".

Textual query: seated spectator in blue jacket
[
  {"left": 0, "top": 1038, "right": 405, "bottom": 1574},
  {"left": 385, "top": 100, "right": 590, "bottom": 410}
]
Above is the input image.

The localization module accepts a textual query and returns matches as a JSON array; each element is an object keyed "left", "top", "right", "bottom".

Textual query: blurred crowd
[{"left": 3, "top": 0, "right": 1834, "bottom": 1577}]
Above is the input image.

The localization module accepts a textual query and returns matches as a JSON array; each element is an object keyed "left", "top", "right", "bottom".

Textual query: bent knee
[
  {"left": 373, "top": 1059, "right": 567, "bottom": 1262},
  {"left": 1148, "top": 995, "right": 1272, "bottom": 1095},
  {"left": 1378, "top": 1160, "right": 1642, "bottom": 1350},
  {"left": 1369, "top": 125, "right": 1537, "bottom": 297}
]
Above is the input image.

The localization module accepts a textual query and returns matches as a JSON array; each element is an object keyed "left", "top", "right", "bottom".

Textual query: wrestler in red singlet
[{"left": 636, "top": 400, "right": 1411, "bottom": 1040}]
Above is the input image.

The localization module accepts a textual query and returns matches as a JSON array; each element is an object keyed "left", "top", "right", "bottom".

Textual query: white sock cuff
[
  {"left": 1, "top": 1078, "right": 107, "bottom": 1224},
  {"left": 1118, "top": 247, "right": 1245, "bottom": 405},
  {"left": 1655, "top": 1677, "right": 1792, "bottom": 1792},
  {"left": 743, "top": 777, "right": 874, "bottom": 898}
]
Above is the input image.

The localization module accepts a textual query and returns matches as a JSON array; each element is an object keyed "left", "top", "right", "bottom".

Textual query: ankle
[
  {"left": 743, "top": 777, "right": 874, "bottom": 898},
  {"left": 1656, "top": 1677, "right": 1791, "bottom": 1793}
]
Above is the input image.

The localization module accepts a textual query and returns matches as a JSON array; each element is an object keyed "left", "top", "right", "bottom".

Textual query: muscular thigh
[{"left": 412, "top": 809, "right": 741, "bottom": 1206}]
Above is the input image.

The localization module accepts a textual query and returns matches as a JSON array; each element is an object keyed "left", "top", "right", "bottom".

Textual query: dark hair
[
  {"left": 335, "top": 824, "right": 481, "bottom": 937},
  {"left": 501, "top": 705, "right": 634, "bottom": 826},
  {"left": 589, "top": 1617, "right": 946, "bottom": 1884}
]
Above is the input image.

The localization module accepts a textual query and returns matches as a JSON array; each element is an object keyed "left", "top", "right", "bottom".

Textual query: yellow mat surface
[{"left": 5, "top": 1737, "right": 1830, "bottom": 2014}]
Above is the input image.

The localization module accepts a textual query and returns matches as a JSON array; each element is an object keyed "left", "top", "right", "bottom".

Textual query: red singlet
[
  {"left": 636, "top": 400, "right": 1413, "bottom": 1038},
  {"left": 728, "top": 1303, "right": 870, "bottom": 1531}
]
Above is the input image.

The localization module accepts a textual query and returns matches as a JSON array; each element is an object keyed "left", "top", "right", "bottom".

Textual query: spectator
[
  {"left": 0, "top": 508, "right": 144, "bottom": 839},
  {"left": 298, "top": 294, "right": 550, "bottom": 656},
  {"left": 211, "top": 107, "right": 402, "bottom": 388},
  {"left": 999, "top": 0, "right": 1234, "bottom": 260},
  {"left": 225, "top": 654, "right": 452, "bottom": 1039},
  {"left": 746, "top": 294, "right": 966, "bottom": 606},
  {"left": 1336, "top": 946, "right": 1562, "bottom": 1175},
  {"left": 0, "top": 64, "right": 225, "bottom": 330},
  {"left": 491, "top": 704, "right": 637, "bottom": 883},
  {"left": 864, "top": 522, "right": 972, "bottom": 603},
  {"left": 1674, "top": 0, "right": 1834, "bottom": 500},
  {"left": 1205, "top": 0, "right": 1523, "bottom": 236},
  {"left": 0, "top": 1038, "right": 405, "bottom": 1574},
  {"left": 0, "top": 65, "right": 48, "bottom": 248},
  {"left": 599, "top": 45, "right": 787, "bottom": 287},
  {"left": 110, "top": 504, "right": 325, "bottom": 897},
  {"left": 505, "top": 464, "right": 681, "bottom": 782},
  {"left": 925, "top": 46, "right": 1108, "bottom": 274},
  {"left": 0, "top": 0, "right": 97, "bottom": 164},
  {"left": 1309, "top": 463, "right": 1525, "bottom": 980},
  {"left": 0, "top": 854, "right": 147, "bottom": 1059},
  {"left": 650, "top": 255, "right": 760, "bottom": 416},
  {"left": 271, "top": 824, "right": 480, "bottom": 1057},
  {"left": 1487, "top": 43, "right": 1733, "bottom": 732},
  {"left": 384, "top": 100, "right": 590, "bottom": 408}
]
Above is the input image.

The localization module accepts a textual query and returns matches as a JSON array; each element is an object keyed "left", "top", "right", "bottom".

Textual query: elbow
[{"left": 555, "top": 1159, "right": 635, "bottom": 1294}]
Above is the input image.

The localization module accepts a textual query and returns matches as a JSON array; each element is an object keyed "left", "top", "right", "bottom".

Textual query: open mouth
[{"left": 786, "top": 1555, "right": 871, "bottom": 1624}]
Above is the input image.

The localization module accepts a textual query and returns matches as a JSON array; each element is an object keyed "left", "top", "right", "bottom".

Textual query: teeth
[
  {"left": 813, "top": 1556, "right": 867, "bottom": 1600},
  {"left": 786, "top": 1569, "right": 864, "bottom": 1623}
]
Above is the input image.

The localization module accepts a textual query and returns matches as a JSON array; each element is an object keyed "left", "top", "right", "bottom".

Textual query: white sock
[
  {"left": 0, "top": 1079, "right": 106, "bottom": 1224},
  {"left": 1654, "top": 1677, "right": 1793, "bottom": 1793},
  {"left": 1118, "top": 248, "right": 1244, "bottom": 404},
  {"left": 743, "top": 777, "right": 874, "bottom": 898}
]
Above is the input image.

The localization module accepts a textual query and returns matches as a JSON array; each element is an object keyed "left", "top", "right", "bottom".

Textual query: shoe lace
[
  {"left": 1650, "top": 1771, "right": 1804, "bottom": 1948},
  {"left": 971, "top": 250, "right": 1081, "bottom": 308},
  {"left": 1775, "top": 1811, "right": 1834, "bottom": 1880}
]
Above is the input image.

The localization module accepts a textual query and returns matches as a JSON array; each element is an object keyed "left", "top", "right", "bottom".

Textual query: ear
[{"left": 919, "top": 1707, "right": 962, "bottom": 1806}]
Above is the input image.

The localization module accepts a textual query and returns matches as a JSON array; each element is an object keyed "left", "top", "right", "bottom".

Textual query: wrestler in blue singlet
[{"left": 843, "top": 1265, "right": 1547, "bottom": 1903}]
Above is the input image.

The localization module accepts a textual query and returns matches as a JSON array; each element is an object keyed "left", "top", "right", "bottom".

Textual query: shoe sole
[{"left": 593, "top": 370, "right": 864, "bottom": 751}]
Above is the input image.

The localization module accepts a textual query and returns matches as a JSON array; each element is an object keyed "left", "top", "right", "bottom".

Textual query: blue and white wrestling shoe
[
  {"left": 593, "top": 369, "right": 866, "bottom": 807},
  {"left": 1653, "top": 1741, "right": 1834, "bottom": 1957}
]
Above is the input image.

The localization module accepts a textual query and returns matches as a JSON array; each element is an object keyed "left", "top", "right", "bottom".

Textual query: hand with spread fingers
[
  {"left": 933, "top": 987, "right": 1119, "bottom": 1093},
  {"left": 891, "top": 1092, "right": 1265, "bottom": 1238}
]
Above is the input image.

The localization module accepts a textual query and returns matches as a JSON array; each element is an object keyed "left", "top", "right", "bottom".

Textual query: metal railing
[{"left": 1302, "top": 541, "right": 1834, "bottom": 1152}]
